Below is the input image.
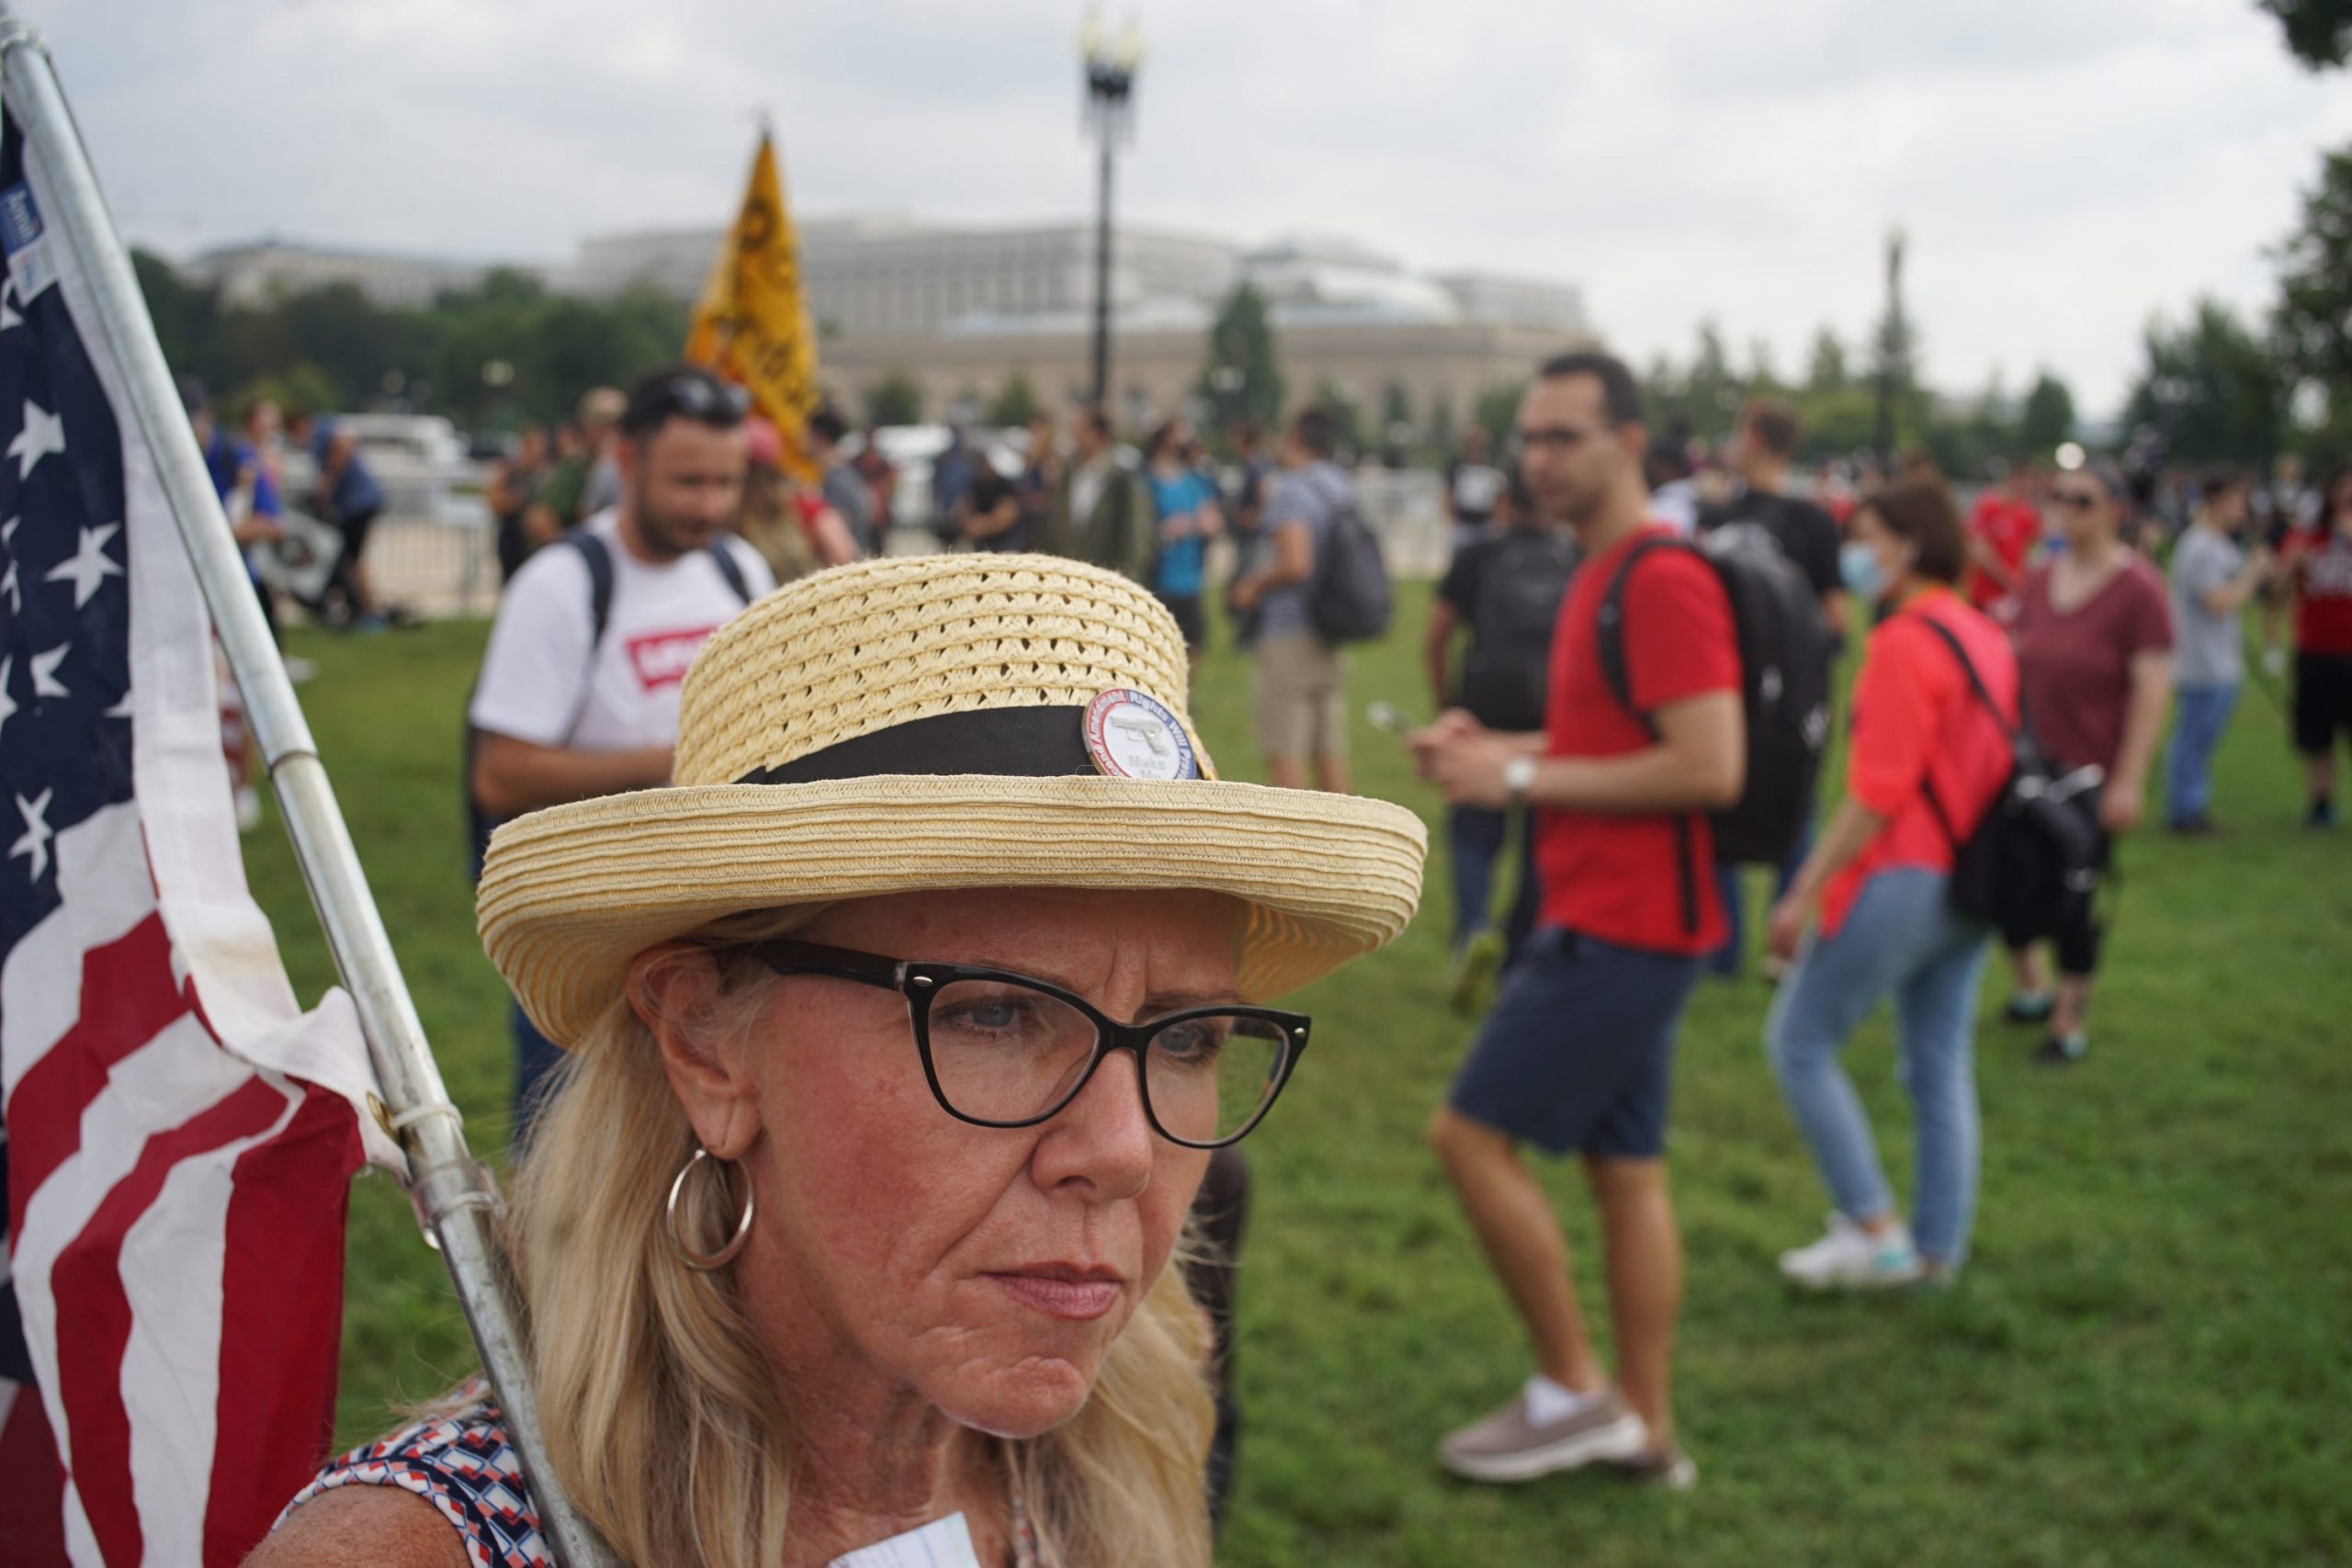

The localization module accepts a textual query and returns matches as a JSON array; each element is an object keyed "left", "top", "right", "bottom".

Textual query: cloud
[{"left": 20, "top": 0, "right": 2352, "bottom": 412}]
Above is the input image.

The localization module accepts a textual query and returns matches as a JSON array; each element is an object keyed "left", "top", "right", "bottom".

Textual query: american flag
[{"left": 0, "top": 104, "right": 388, "bottom": 1565}]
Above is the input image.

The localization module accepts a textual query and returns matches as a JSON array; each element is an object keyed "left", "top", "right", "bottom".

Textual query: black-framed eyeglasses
[
  {"left": 743, "top": 939, "right": 1310, "bottom": 1149},
  {"left": 1510, "top": 423, "right": 1600, "bottom": 457}
]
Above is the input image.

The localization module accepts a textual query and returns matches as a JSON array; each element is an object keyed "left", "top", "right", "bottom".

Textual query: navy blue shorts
[{"left": 1448, "top": 927, "right": 1702, "bottom": 1158}]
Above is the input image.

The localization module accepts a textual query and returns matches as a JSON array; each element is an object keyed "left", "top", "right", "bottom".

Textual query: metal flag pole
[{"left": 0, "top": 13, "right": 619, "bottom": 1567}]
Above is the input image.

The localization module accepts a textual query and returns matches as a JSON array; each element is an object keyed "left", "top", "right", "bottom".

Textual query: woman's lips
[{"left": 986, "top": 1269, "right": 1125, "bottom": 1322}]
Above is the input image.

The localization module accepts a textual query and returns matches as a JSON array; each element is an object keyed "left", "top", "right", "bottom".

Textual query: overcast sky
[{"left": 24, "top": 0, "right": 2352, "bottom": 413}]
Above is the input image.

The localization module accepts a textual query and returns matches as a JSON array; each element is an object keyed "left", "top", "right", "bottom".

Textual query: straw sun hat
[{"left": 479, "top": 553, "right": 1429, "bottom": 1045}]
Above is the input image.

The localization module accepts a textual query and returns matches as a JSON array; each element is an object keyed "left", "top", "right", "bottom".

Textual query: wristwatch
[{"left": 1502, "top": 754, "right": 1538, "bottom": 806}]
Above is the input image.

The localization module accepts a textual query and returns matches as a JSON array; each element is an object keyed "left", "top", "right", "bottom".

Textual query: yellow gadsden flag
[{"left": 685, "top": 130, "right": 820, "bottom": 479}]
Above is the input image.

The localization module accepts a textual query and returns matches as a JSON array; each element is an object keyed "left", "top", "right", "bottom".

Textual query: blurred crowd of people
[{"left": 266, "top": 351, "right": 2351, "bottom": 1510}]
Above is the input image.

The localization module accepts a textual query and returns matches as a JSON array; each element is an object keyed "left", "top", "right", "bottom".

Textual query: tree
[
  {"left": 987, "top": 370, "right": 1042, "bottom": 429},
  {"left": 2277, "top": 144, "right": 2352, "bottom": 423},
  {"left": 1744, "top": 337, "right": 1783, "bottom": 395},
  {"left": 134, "top": 249, "right": 225, "bottom": 390},
  {"left": 1960, "top": 369, "right": 2016, "bottom": 470},
  {"left": 1683, "top": 320, "right": 1738, "bottom": 444},
  {"left": 2260, "top": 0, "right": 2352, "bottom": 67},
  {"left": 2018, "top": 371, "right": 2077, "bottom": 456},
  {"left": 2123, "top": 299, "right": 2284, "bottom": 465},
  {"left": 1473, "top": 380, "right": 1526, "bottom": 449},
  {"left": 1425, "top": 390, "right": 1457, "bottom": 457},
  {"left": 1315, "top": 381, "right": 1366, "bottom": 455},
  {"left": 1641, "top": 354, "right": 1684, "bottom": 435},
  {"left": 1797, "top": 390, "right": 1880, "bottom": 461},
  {"left": 1380, "top": 381, "right": 1413, "bottom": 440},
  {"left": 1197, "top": 282, "right": 1284, "bottom": 433},
  {"left": 1804, "top": 327, "right": 1849, "bottom": 395},
  {"left": 232, "top": 361, "right": 339, "bottom": 428},
  {"left": 130, "top": 252, "right": 695, "bottom": 431},
  {"left": 1924, "top": 386, "right": 2007, "bottom": 484},
  {"left": 865, "top": 372, "right": 923, "bottom": 427}
]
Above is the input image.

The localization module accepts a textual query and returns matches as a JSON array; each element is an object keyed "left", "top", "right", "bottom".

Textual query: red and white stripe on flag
[{"left": 0, "top": 91, "right": 394, "bottom": 1566}]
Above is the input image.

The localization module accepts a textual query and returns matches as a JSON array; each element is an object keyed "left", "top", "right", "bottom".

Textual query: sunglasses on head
[{"left": 640, "top": 373, "right": 752, "bottom": 427}]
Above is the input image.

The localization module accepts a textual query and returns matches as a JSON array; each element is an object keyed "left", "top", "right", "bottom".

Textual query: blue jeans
[
  {"left": 1446, "top": 805, "right": 1540, "bottom": 965},
  {"left": 1711, "top": 815, "right": 1815, "bottom": 976},
  {"left": 1764, "top": 868, "right": 1993, "bottom": 1265},
  {"left": 2165, "top": 682, "right": 2239, "bottom": 825}
]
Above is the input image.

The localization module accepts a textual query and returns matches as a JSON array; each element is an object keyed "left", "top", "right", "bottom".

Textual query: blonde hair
[{"left": 500, "top": 907, "right": 1216, "bottom": 1567}]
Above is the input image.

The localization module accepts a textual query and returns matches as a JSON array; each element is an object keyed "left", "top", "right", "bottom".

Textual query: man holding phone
[{"left": 1412, "top": 352, "right": 1744, "bottom": 1491}]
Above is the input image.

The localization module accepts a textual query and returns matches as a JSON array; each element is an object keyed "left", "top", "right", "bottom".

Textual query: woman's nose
[{"left": 1029, "top": 1045, "right": 1157, "bottom": 1201}]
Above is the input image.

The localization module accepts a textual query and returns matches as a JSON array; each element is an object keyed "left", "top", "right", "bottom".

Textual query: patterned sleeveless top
[{"left": 282, "top": 1397, "right": 1049, "bottom": 1567}]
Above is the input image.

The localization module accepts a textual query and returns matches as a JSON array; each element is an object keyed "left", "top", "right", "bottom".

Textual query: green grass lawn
[{"left": 244, "top": 582, "right": 2352, "bottom": 1567}]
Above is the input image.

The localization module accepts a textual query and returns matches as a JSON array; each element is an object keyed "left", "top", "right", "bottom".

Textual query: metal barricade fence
[{"left": 283, "top": 451, "right": 499, "bottom": 619}]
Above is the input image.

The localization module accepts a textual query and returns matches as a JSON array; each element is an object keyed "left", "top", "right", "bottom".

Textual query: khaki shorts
[{"left": 1253, "top": 634, "right": 1350, "bottom": 761}]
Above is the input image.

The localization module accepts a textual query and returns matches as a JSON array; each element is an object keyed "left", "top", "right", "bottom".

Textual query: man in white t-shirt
[{"left": 469, "top": 364, "right": 775, "bottom": 1125}]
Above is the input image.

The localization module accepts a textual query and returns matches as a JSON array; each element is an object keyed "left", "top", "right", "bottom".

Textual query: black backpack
[
  {"left": 465, "top": 531, "right": 752, "bottom": 880},
  {"left": 1913, "top": 618, "right": 2106, "bottom": 946},
  {"left": 1303, "top": 472, "right": 1394, "bottom": 643},
  {"left": 1459, "top": 531, "right": 1577, "bottom": 732},
  {"left": 1598, "top": 528, "right": 1833, "bottom": 927}
]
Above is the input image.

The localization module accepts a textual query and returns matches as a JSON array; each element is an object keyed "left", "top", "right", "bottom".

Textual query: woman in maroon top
[{"left": 2000, "top": 459, "right": 2175, "bottom": 1063}]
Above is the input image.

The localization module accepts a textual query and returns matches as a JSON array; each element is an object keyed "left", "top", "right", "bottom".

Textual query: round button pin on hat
[{"left": 1084, "top": 688, "right": 1199, "bottom": 781}]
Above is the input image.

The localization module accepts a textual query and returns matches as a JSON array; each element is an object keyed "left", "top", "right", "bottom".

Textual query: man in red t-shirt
[
  {"left": 1413, "top": 353, "right": 1743, "bottom": 1490},
  {"left": 1963, "top": 460, "right": 2043, "bottom": 610},
  {"left": 2284, "top": 492, "right": 2352, "bottom": 825}
]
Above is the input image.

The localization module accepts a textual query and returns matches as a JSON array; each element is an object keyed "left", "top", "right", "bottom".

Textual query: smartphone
[{"left": 1365, "top": 700, "right": 1422, "bottom": 736}]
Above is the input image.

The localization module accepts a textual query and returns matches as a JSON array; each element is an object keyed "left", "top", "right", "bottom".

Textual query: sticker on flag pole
[{"left": 0, "top": 181, "right": 56, "bottom": 308}]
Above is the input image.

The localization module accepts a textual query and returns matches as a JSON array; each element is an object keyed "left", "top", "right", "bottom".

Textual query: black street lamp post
[
  {"left": 1874, "top": 224, "right": 1907, "bottom": 468},
  {"left": 1080, "top": 14, "right": 1142, "bottom": 413}
]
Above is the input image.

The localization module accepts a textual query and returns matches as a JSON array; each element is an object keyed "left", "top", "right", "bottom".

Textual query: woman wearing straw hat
[{"left": 253, "top": 554, "right": 1425, "bottom": 1568}]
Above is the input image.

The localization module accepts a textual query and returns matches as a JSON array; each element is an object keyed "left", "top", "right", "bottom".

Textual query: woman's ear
[{"left": 629, "top": 943, "right": 763, "bottom": 1159}]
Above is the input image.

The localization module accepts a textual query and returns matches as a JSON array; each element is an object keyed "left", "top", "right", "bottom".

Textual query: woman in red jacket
[{"left": 1764, "top": 481, "right": 2019, "bottom": 1288}]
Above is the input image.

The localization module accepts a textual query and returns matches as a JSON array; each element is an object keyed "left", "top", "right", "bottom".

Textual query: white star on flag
[
  {"left": 44, "top": 521, "right": 121, "bottom": 608},
  {"left": 9, "top": 786, "right": 54, "bottom": 883},
  {"left": 29, "top": 641, "right": 68, "bottom": 699},
  {"left": 9, "top": 397, "right": 64, "bottom": 479},
  {"left": 1, "top": 513, "right": 17, "bottom": 612},
  {"left": 0, "top": 655, "right": 16, "bottom": 744}
]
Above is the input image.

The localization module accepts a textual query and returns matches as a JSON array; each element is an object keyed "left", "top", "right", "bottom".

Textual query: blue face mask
[{"left": 1839, "top": 540, "right": 1885, "bottom": 602}]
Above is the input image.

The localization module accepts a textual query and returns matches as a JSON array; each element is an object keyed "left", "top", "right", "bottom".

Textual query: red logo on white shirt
[{"left": 626, "top": 624, "right": 723, "bottom": 690}]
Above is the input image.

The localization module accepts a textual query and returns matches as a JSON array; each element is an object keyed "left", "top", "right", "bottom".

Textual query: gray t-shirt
[
  {"left": 1257, "top": 461, "right": 1348, "bottom": 642},
  {"left": 2169, "top": 525, "right": 2245, "bottom": 687}
]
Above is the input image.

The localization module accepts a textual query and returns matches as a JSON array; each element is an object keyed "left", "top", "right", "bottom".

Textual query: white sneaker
[{"left": 1778, "top": 1213, "right": 1924, "bottom": 1290}]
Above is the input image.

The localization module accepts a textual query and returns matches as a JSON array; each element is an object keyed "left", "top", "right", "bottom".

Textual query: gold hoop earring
[{"left": 666, "top": 1148, "right": 754, "bottom": 1271}]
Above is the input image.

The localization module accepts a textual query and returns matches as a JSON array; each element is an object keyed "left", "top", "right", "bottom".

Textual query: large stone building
[
  {"left": 569, "top": 216, "right": 1237, "bottom": 337},
  {"left": 179, "top": 240, "right": 497, "bottom": 310},
  {"left": 566, "top": 220, "right": 1596, "bottom": 432}
]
